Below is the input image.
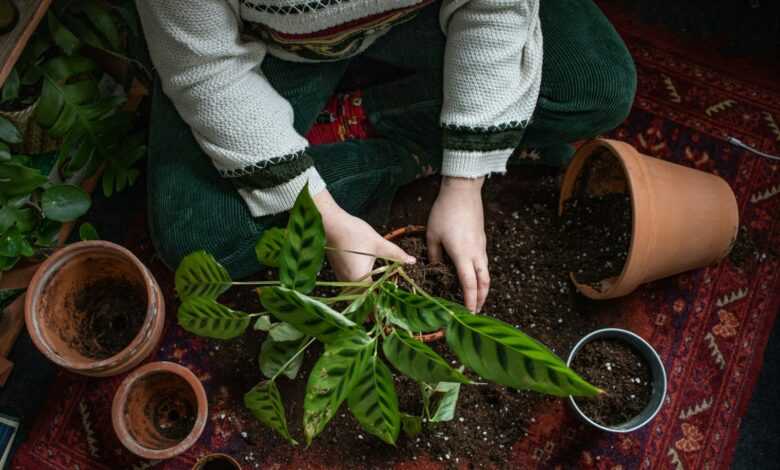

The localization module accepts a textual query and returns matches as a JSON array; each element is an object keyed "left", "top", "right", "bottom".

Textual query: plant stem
[
  {"left": 311, "top": 295, "right": 361, "bottom": 304},
  {"left": 270, "top": 337, "right": 316, "bottom": 382},
  {"left": 231, "top": 280, "right": 281, "bottom": 286},
  {"left": 396, "top": 268, "right": 459, "bottom": 319}
]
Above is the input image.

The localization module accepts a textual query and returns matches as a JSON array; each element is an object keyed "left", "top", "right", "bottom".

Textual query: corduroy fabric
[{"left": 147, "top": 0, "right": 635, "bottom": 277}]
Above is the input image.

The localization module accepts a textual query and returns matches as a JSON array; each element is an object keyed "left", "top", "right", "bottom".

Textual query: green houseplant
[{"left": 175, "top": 185, "right": 602, "bottom": 445}]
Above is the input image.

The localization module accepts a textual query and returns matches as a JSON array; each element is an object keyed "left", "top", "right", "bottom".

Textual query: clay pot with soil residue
[
  {"left": 25, "top": 241, "right": 165, "bottom": 376},
  {"left": 112, "top": 361, "right": 208, "bottom": 459},
  {"left": 193, "top": 453, "right": 242, "bottom": 470},
  {"left": 560, "top": 138, "right": 739, "bottom": 299},
  {"left": 384, "top": 225, "right": 447, "bottom": 342}
]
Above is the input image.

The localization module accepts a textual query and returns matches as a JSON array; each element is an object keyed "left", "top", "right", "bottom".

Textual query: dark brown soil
[
  {"left": 570, "top": 339, "right": 652, "bottom": 427},
  {"left": 205, "top": 169, "right": 620, "bottom": 468},
  {"left": 73, "top": 278, "right": 146, "bottom": 359},
  {"left": 395, "top": 235, "right": 459, "bottom": 300},
  {"left": 151, "top": 393, "right": 196, "bottom": 440}
]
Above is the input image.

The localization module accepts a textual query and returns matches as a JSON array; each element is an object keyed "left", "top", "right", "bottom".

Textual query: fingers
[
  {"left": 377, "top": 238, "right": 416, "bottom": 265},
  {"left": 474, "top": 256, "right": 490, "bottom": 312},
  {"left": 454, "top": 259, "right": 478, "bottom": 312},
  {"left": 427, "top": 233, "right": 443, "bottom": 264}
]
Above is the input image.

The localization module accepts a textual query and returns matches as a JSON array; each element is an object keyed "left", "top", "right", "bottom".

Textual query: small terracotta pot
[
  {"left": 25, "top": 241, "right": 165, "bottom": 376},
  {"left": 384, "top": 225, "right": 445, "bottom": 343},
  {"left": 193, "top": 453, "right": 242, "bottom": 470},
  {"left": 560, "top": 139, "right": 739, "bottom": 299},
  {"left": 112, "top": 361, "right": 208, "bottom": 460}
]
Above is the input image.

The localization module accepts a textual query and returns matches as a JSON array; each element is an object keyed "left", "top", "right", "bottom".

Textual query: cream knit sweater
[{"left": 137, "top": 0, "right": 542, "bottom": 217}]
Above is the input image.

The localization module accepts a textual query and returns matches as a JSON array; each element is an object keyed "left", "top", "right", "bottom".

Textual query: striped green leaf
[
  {"left": 303, "top": 335, "right": 373, "bottom": 444},
  {"left": 382, "top": 330, "right": 470, "bottom": 384},
  {"left": 260, "top": 286, "right": 365, "bottom": 344},
  {"left": 377, "top": 284, "right": 451, "bottom": 333},
  {"left": 244, "top": 380, "right": 297, "bottom": 445},
  {"left": 255, "top": 227, "right": 285, "bottom": 268},
  {"left": 259, "top": 336, "right": 307, "bottom": 380},
  {"left": 343, "top": 293, "right": 375, "bottom": 325},
  {"left": 269, "top": 322, "right": 305, "bottom": 342},
  {"left": 348, "top": 357, "right": 400, "bottom": 445},
  {"left": 175, "top": 251, "right": 231, "bottom": 301},
  {"left": 446, "top": 312, "right": 601, "bottom": 397},
  {"left": 430, "top": 382, "right": 461, "bottom": 422},
  {"left": 178, "top": 297, "right": 250, "bottom": 340},
  {"left": 279, "top": 184, "right": 325, "bottom": 293}
]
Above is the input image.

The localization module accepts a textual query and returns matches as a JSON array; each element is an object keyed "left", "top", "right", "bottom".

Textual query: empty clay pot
[
  {"left": 112, "top": 361, "right": 208, "bottom": 460},
  {"left": 193, "top": 453, "right": 242, "bottom": 469},
  {"left": 560, "top": 139, "right": 739, "bottom": 299},
  {"left": 25, "top": 241, "right": 165, "bottom": 376},
  {"left": 384, "top": 225, "right": 445, "bottom": 342}
]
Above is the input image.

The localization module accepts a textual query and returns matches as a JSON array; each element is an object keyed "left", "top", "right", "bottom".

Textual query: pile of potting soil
[{"left": 205, "top": 170, "right": 648, "bottom": 468}]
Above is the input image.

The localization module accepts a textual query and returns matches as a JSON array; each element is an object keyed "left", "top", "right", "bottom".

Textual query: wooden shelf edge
[{"left": 0, "top": 0, "right": 53, "bottom": 88}]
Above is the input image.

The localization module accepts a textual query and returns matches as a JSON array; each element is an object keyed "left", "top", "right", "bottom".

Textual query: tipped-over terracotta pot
[
  {"left": 193, "top": 453, "right": 242, "bottom": 469},
  {"left": 384, "top": 225, "right": 445, "bottom": 342},
  {"left": 25, "top": 241, "right": 165, "bottom": 376},
  {"left": 560, "top": 139, "right": 739, "bottom": 299},
  {"left": 112, "top": 361, "right": 208, "bottom": 460}
]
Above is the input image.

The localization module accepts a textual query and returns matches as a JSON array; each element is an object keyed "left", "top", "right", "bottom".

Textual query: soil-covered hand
[
  {"left": 427, "top": 176, "right": 489, "bottom": 312},
  {"left": 314, "top": 189, "right": 415, "bottom": 281}
]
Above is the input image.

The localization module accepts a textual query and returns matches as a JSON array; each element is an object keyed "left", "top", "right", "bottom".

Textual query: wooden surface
[{"left": 0, "top": 0, "right": 52, "bottom": 88}]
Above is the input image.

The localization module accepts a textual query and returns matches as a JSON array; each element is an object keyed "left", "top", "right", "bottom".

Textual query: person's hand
[
  {"left": 314, "top": 190, "right": 415, "bottom": 281},
  {"left": 426, "top": 176, "right": 489, "bottom": 312}
]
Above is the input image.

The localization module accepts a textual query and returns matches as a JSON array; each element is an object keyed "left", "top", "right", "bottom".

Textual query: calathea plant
[{"left": 175, "top": 185, "right": 602, "bottom": 445}]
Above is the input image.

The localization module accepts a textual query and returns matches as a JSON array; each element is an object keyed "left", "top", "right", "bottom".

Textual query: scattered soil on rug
[
  {"left": 560, "top": 152, "right": 632, "bottom": 289},
  {"left": 206, "top": 170, "right": 613, "bottom": 469},
  {"left": 570, "top": 339, "right": 652, "bottom": 427},
  {"left": 73, "top": 278, "right": 146, "bottom": 359}
]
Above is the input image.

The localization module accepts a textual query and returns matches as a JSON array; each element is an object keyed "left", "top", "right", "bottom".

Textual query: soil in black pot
[
  {"left": 570, "top": 339, "right": 653, "bottom": 427},
  {"left": 72, "top": 278, "right": 146, "bottom": 359},
  {"left": 152, "top": 392, "right": 197, "bottom": 441},
  {"left": 201, "top": 457, "right": 239, "bottom": 470},
  {"left": 560, "top": 152, "right": 633, "bottom": 290}
]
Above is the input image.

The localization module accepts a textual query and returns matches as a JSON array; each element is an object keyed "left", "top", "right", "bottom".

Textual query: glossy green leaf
[
  {"left": 377, "top": 284, "right": 451, "bottom": 333},
  {"left": 175, "top": 250, "right": 232, "bottom": 300},
  {"left": 79, "top": 222, "right": 99, "bottom": 241},
  {"left": 279, "top": 184, "right": 324, "bottom": 293},
  {"left": 0, "top": 115, "right": 21, "bottom": 144},
  {"left": 48, "top": 12, "right": 81, "bottom": 55},
  {"left": 0, "top": 287, "right": 25, "bottom": 311},
  {"left": 259, "top": 336, "right": 307, "bottom": 380},
  {"left": 2, "top": 69, "right": 20, "bottom": 103},
  {"left": 0, "top": 255, "right": 20, "bottom": 272},
  {"left": 254, "top": 315, "right": 274, "bottom": 331},
  {"left": 13, "top": 208, "right": 37, "bottom": 233},
  {"left": 303, "top": 335, "right": 373, "bottom": 444},
  {"left": 0, "top": 206, "right": 14, "bottom": 233},
  {"left": 0, "top": 228, "right": 27, "bottom": 257},
  {"left": 244, "top": 380, "right": 297, "bottom": 445},
  {"left": 32, "top": 219, "right": 62, "bottom": 247},
  {"left": 382, "top": 330, "right": 469, "bottom": 384},
  {"left": 446, "top": 312, "right": 601, "bottom": 397},
  {"left": 178, "top": 297, "right": 250, "bottom": 340},
  {"left": 0, "top": 162, "right": 47, "bottom": 197},
  {"left": 255, "top": 227, "right": 285, "bottom": 268},
  {"left": 0, "top": 142, "right": 10, "bottom": 161},
  {"left": 260, "top": 286, "right": 364, "bottom": 344},
  {"left": 269, "top": 322, "right": 305, "bottom": 342},
  {"left": 41, "top": 184, "right": 91, "bottom": 222},
  {"left": 81, "top": 0, "right": 121, "bottom": 50},
  {"left": 430, "top": 382, "right": 461, "bottom": 422},
  {"left": 348, "top": 357, "right": 400, "bottom": 445},
  {"left": 401, "top": 413, "right": 422, "bottom": 438}
]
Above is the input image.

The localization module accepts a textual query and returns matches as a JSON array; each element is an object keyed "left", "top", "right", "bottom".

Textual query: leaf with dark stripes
[
  {"left": 175, "top": 251, "right": 232, "bottom": 301},
  {"left": 178, "top": 297, "right": 250, "bottom": 340},
  {"left": 261, "top": 286, "right": 365, "bottom": 344},
  {"left": 430, "top": 382, "right": 461, "bottom": 422},
  {"left": 279, "top": 184, "right": 325, "bottom": 293},
  {"left": 244, "top": 380, "right": 297, "bottom": 445},
  {"left": 446, "top": 312, "right": 601, "bottom": 397},
  {"left": 255, "top": 227, "right": 286, "bottom": 268},
  {"left": 303, "top": 335, "right": 373, "bottom": 444},
  {"left": 343, "top": 293, "right": 375, "bottom": 325},
  {"left": 377, "top": 284, "right": 452, "bottom": 333},
  {"left": 348, "top": 357, "right": 400, "bottom": 445},
  {"left": 259, "top": 336, "right": 307, "bottom": 380},
  {"left": 382, "top": 330, "right": 470, "bottom": 384}
]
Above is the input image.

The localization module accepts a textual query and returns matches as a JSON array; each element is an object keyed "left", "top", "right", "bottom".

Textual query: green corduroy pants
[{"left": 147, "top": 0, "right": 636, "bottom": 277}]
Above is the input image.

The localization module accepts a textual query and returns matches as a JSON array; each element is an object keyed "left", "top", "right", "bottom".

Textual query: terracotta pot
[
  {"left": 384, "top": 225, "right": 445, "bottom": 343},
  {"left": 560, "top": 139, "right": 739, "bottom": 299},
  {"left": 25, "top": 241, "right": 165, "bottom": 376},
  {"left": 193, "top": 453, "right": 242, "bottom": 470},
  {"left": 112, "top": 361, "right": 208, "bottom": 460}
]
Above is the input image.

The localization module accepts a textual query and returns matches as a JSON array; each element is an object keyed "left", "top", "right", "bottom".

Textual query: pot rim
[
  {"left": 193, "top": 452, "right": 242, "bottom": 469},
  {"left": 559, "top": 139, "right": 645, "bottom": 299},
  {"left": 565, "top": 328, "right": 667, "bottom": 433},
  {"left": 24, "top": 240, "right": 161, "bottom": 373},
  {"left": 383, "top": 225, "right": 445, "bottom": 343},
  {"left": 112, "top": 361, "right": 208, "bottom": 460}
]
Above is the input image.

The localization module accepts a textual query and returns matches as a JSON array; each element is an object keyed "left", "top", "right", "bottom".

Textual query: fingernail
[{"left": 407, "top": 256, "right": 416, "bottom": 264}]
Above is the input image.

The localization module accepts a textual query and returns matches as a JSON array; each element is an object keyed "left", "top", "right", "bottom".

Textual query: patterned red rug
[{"left": 11, "top": 8, "right": 780, "bottom": 470}]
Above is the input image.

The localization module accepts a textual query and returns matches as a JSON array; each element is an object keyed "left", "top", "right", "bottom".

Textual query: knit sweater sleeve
[
  {"left": 136, "top": 0, "right": 325, "bottom": 217},
  {"left": 439, "top": 0, "right": 542, "bottom": 177}
]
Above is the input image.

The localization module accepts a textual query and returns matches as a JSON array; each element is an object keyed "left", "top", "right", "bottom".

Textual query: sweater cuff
[
  {"left": 236, "top": 167, "right": 326, "bottom": 217},
  {"left": 441, "top": 148, "right": 514, "bottom": 178}
]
